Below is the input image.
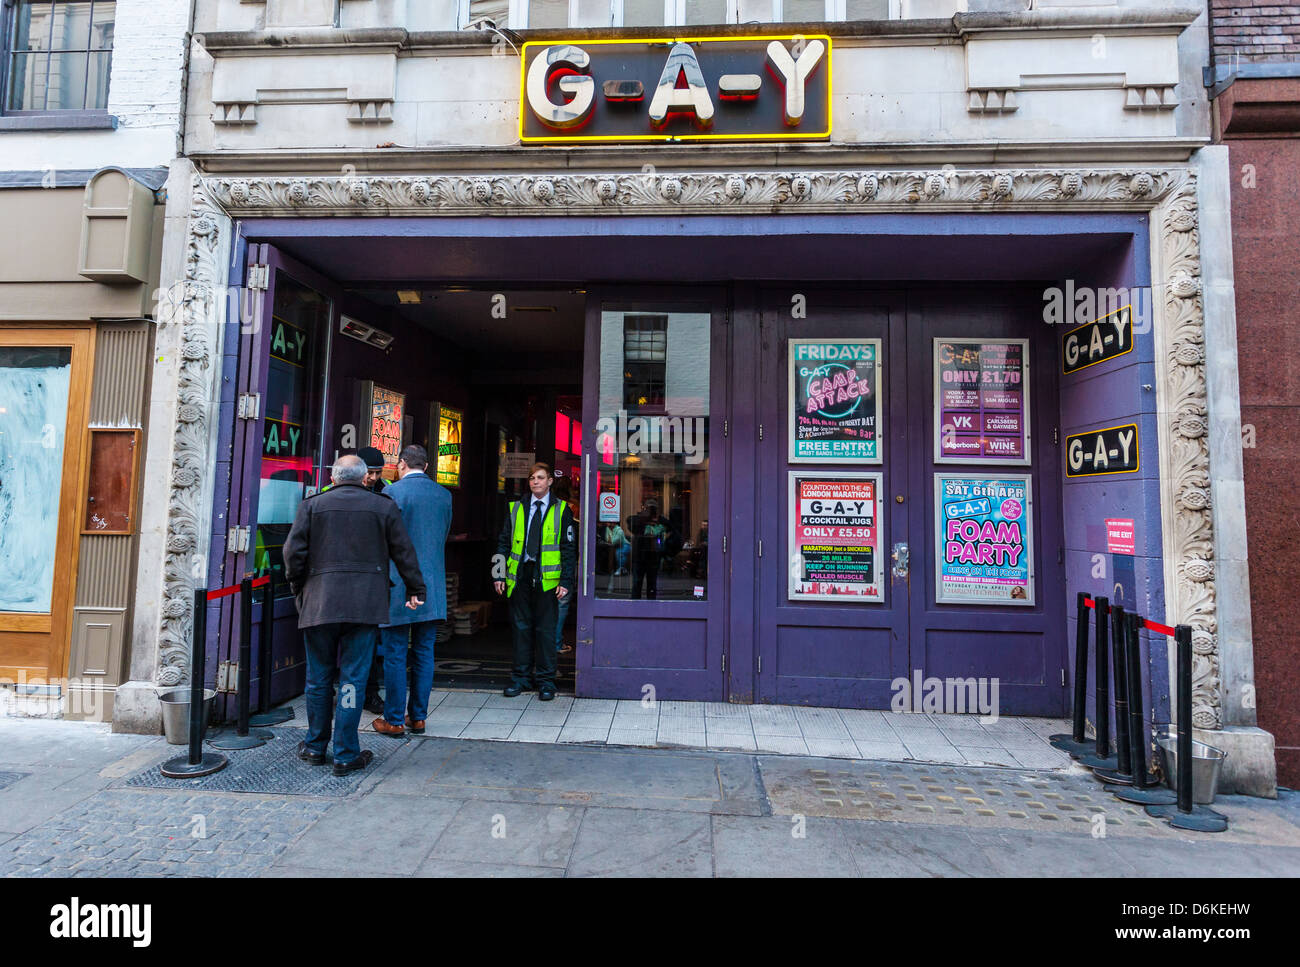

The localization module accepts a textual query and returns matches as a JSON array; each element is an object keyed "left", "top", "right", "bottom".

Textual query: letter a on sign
[{"left": 648, "top": 43, "right": 715, "bottom": 129}]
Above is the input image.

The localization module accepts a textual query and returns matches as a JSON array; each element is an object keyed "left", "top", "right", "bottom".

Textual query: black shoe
[
  {"left": 538, "top": 688, "right": 556, "bottom": 702},
  {"left": 363, "top": 695, "right": 385, "bottom": 715},
  {"left": 332, "top": 749, "right": 374, "bottom": 777},
  {"left": 502, "top": 684, "right": 524, "bottom": 697},
  {"left": 297, "top": 741, "right": 327, "bottom": 766}
]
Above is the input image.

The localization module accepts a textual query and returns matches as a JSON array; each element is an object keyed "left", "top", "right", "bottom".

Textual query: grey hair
[{"left": 332, "top": 453, "right": 367, "bottom": 484}]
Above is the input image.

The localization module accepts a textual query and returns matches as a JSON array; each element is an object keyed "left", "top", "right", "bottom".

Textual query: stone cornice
[
  {"left": 196, "top": 8, "right": 1203, "bottom": 54},
  {"left": 203, "top": 166, "right": 1185, "bottom": 217}
]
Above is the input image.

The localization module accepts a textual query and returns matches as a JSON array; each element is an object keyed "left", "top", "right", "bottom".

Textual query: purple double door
[{"left": 579, "top": 285, "right": 1068, "bottom": 715}]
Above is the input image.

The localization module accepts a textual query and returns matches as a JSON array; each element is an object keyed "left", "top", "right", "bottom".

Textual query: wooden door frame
[{"left": 0, "top": 323, "right": 96, "bottom": 685}]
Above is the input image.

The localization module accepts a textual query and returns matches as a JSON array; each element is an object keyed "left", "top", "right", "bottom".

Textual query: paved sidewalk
[
  {"left": 278, "top": 688, "right": 1073, "bottom": 770},
  {"left": 2, "top": 716, "right": 1298, "bottom": 878}
]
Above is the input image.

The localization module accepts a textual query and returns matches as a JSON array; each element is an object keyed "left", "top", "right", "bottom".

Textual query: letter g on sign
[{"left": 526, "top": 46, "right": 596, "bottom": 130}]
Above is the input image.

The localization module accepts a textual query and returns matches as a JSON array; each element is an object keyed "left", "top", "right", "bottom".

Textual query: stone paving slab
[
  {"left": 565, "top": 807, "right": 713, "bottom": 877},
  {"left": 0, "top": 772, "right": 30, "bottom": 792}
]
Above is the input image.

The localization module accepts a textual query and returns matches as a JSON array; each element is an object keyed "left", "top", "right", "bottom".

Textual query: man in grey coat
[
  {"left": 284, "top": 454, "right": 425, "bottom": 776},
  {"left": 372, "top": 444, "right": 453, "bottom": 737}
]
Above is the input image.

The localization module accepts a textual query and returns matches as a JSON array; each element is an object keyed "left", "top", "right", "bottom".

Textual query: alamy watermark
[
  {"left": 594, "top": 409, "right": 706, "bottom": 465},
  {"left": 890, "top": 670, "right": 1000, "bottom": 724}
]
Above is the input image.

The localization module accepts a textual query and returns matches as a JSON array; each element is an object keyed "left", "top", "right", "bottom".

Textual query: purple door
[
  {"left": 220, "top": 244, "right": 338, "bottom": 712},
  {"left": 578, "top": 287, "right": 729, "bottom": 701},
  {"left": 752, "top": 286, "right": 1067, "bottom": 715}
]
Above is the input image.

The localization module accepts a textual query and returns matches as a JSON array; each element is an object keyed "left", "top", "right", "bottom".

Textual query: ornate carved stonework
[
  {"left": 157, "top": 180, "right": 229, "bottom": 688},
  {"left": 181, "top": 165, "right": 1221, "bottom": 728}
]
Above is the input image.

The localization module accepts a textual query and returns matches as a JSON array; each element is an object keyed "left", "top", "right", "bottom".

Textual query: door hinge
[
  {"left": 247, "top": 263, "right": 270, "bottom": 291},
  {"left": 227, "top": 525, "right": 251, "bottom": 554},
  {"left": 758, "top": 656, "right": 763, "bottom": 674},
  {"left": 1061, "top": 668, "right": 1066, "bottom": 687},
  {"left": 1052, "top": 426, "right": 1059, "bottom": 445},
  {"left": 758, "top": 423, "right": 764, "bottom": 441},
  {"left": 237, "top": 392, "right": 261, "bottom": 420},
  {"left": 217, "top": 660, "right": 238, "bottom": 694},
  {"left": 722, "top": 654, "right": 726, "bottom": 673},
  {"left": 722, "top": 535, "right": 727, "bottom": 554},
  {"left": 723, "top": 419, "right": 728, "bottom": 438},
  {"left": 757, "top": 539, "right": 763, "bottom": 558}
]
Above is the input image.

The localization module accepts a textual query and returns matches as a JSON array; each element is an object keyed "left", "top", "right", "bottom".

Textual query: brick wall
[
  {"left": 106, "top": 0, "right": 193, "bottom": 133},
  {"left": 1211, "top": 1, "right": 1300, "bottom": 65}
]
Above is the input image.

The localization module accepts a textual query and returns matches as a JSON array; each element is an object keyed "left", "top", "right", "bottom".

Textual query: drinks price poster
[
  {"left": 934, "top": 474, "right": 1034, "bottom": 606},
  {"left": 789, "top": 339, "right": 883, "bottom": 463},
  {"left": 788, "top": 472, "right": 884, "bottom": 602},
  {"left": 933, "top": 338, "right": 1030, "bottom": 465}
]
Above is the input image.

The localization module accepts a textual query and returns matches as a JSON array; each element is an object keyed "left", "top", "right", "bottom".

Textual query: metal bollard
[
  {"left": 1079, "top": 597, "right": 1118, "bottom": 769},
  {"left": 1113, "top": 613, "right": 1176, "bottom": 804},
  {"left": 1145, "top": 625, "right": 1228, "bottom": 831},
  {"left": 160, "top": 588, "right": 229, "bottom": 778},
  {"left": 1050, "top": 592, "right": 1094, "bottom": 756},
  {"left": 208, "top": 577, "right": 272, "bottom": 751},
  {"left": 1094, "top": 605, "right": 1134, "bottom": 785}
]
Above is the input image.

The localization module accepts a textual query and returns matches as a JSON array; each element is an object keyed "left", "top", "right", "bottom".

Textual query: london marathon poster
[
  {"left": 789, "top": 473, "right": 883, "bottom": 602},
  {"left": 789, "top": 339, "right": 882, "bottom": 463},
  {"left": 935, "top": 474, "right": 1033, "bottom": 605}
]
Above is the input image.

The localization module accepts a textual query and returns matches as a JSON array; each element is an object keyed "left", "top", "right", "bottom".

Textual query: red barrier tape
[
  {"left": 1078, "top": 596, "right": 1175, "bottom": 634},
  {"left": 205, "top": 575, "right": 271, "bottom": 601}
]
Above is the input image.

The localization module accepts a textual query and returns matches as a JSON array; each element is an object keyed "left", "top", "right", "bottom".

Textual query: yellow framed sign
[{"left": 519, "top": 35, "right": 832, "bottom": 144}]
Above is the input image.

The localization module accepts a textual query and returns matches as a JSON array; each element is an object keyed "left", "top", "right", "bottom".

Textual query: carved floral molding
[{"left": 171, "top": 165, "right": 1220, "bottom": 728}]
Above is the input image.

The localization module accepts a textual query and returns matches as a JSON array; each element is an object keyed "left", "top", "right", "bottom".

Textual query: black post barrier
[
  {"left": 1115, "top": 612, "right": 1177, "bottom": 805},
  {"left": 1145, "top": 624, "right": 1228, "bottom": 831},
  {"left": 1079, "top": 597, "right": 1118, "bottom": 769},
  {"left": 1094, "top": 604, "right": 1135, "bottom": 784},
  {"left": 1050, "top": 592, "right": 1094, "bottom": 755},
  {"left": 160, "top": 588, "right": 229, "bottom": 778},
  {"left": 249, "top": 568, "right": 293, "bottom": 727},
  {"left": 208, "top": 577, "right": 272, "bottom": 750}
]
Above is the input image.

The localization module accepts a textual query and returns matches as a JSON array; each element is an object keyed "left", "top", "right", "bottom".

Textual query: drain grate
[{"left": 124, "top": 728, "right": 405, "bottom": 797}]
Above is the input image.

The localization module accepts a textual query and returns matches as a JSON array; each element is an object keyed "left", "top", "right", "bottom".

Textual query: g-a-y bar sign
[{"left": 519, "top": 36, "right": 831, "bottom": 143}]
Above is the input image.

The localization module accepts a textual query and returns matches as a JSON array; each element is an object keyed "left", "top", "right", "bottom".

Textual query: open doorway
[{"left": 347, "top": 286, "right": 586, "bottom": 692}]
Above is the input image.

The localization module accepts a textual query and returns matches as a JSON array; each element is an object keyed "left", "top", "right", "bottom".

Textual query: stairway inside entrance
[{"left": 268, "top": 690, "right": 1072, "bottom": 770}]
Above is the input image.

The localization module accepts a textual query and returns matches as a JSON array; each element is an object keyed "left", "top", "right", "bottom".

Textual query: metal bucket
[
  {"left": 158, "top": 689, "right": 216, "bottom": 745},
  {"left": 1157, "top": 732, "right": 1227, "bottom": 805}
]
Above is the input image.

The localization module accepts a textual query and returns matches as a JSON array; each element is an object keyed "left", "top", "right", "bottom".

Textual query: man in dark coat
[{"left": 284, "top": 454, "right": 425, "bottom": 776}]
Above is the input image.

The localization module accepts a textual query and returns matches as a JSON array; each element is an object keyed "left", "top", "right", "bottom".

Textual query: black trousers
[{"left": 509, "top": 560, "right": 558, "bottom": 690}]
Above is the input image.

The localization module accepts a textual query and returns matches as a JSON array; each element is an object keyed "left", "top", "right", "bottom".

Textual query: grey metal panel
[
  {"left": 74, "top": 538, "right": 133, "bottom": 608},
  {"left": 89, "top": 322, "right": 149, "bottom": 426}
]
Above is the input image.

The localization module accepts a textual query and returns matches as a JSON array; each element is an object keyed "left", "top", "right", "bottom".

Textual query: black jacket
[
  {"left": 284, "top": 482, "right": 426, "bottom": 629},
  {"left": 495, "top": 495, "right": 578, "bottom": 593}
]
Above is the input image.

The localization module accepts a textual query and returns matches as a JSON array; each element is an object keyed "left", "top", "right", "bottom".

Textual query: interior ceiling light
[
  {"left": 396, "top": 290, "right": 422, "bottom": 304},
  {"left": 339, "top": 314, "right": 395, "bottom": 350}
]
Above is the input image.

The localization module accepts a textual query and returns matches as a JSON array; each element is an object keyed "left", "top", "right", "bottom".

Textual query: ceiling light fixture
[
  {"left": 396, "top": 290, "right": 422, "bottom": 304},
  {"left": 339, "top": 315, "right": 395, "bottom": 350}
]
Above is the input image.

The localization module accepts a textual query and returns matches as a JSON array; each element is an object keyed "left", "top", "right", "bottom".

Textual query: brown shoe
[
  {"left": 405, "top": 715, "right": 426, "bottom": 735},
  {"left": 372, "top": 717, "right": 405, "bottom": 737}
]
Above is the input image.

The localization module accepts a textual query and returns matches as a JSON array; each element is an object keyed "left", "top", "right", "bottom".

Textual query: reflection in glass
[
  {"left": 0, "top": 347, "right": 72, "bottom": 613},
  {"left": 595, "top": 309, "right": 709, "bottom": 601},
  {"left": 254, "top": 277, "right": 329, "bottom": 598}
]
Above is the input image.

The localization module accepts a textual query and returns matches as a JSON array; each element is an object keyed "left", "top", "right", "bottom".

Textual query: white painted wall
[{"left": 0, "top": 0, "right": 192, "bottom": 173}]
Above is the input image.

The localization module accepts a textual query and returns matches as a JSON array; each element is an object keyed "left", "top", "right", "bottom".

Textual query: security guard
[{"left": 493, "top": 462, "right": 576, "bottom": 701}]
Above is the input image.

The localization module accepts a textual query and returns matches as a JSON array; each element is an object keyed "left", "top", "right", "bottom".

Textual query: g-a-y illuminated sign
[{"left": 519, "top": 35, "right": 831, "bottom": 143}]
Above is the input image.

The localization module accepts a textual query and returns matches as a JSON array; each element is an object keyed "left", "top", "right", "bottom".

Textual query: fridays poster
[
  {"left": 934, "top": 474, "right": 1033, "bottom": 606},
  {"left": 788, "top": 472, "right": 884, "bottom": 602},
  {"left": 789, "top": 339, "right": 882, "bottom": 463},
  {"left": 934, "top": 339, "right": 1030, "bottom": 464}
]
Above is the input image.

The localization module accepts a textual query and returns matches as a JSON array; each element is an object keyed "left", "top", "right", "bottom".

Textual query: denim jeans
[
  {"left": 302, "top": 623, "right": 377, "bottom": 765},
  {"left": 380, "top": 620, "right": 438, "bottom": 725},
  {"left": 555, "top": 592, "right": 571, "bottom": 650}
]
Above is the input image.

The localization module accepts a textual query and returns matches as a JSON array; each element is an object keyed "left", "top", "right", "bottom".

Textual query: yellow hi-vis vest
[{"left": 506, "top": 498, "right": 562, "bottom": 595}]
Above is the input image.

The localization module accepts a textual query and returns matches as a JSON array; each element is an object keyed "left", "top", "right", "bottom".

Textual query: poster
[
  {"left": 788, "top": 339, "right": 882, "bottom": 463},
  {"left": 933, "top": 339, "right": 1030, "bottom": 464},
  {"left": 437, "top": 404, "right": 463, "bottom": 488},
  {"left": 788, "top": 472, "right": 884, "bottom": 602},
  {"left": 934, "top": 474, "right": 1033, "bottom": 606},
  {"left": 367, "top": 383, "right": 404, "bottom": 477}
]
